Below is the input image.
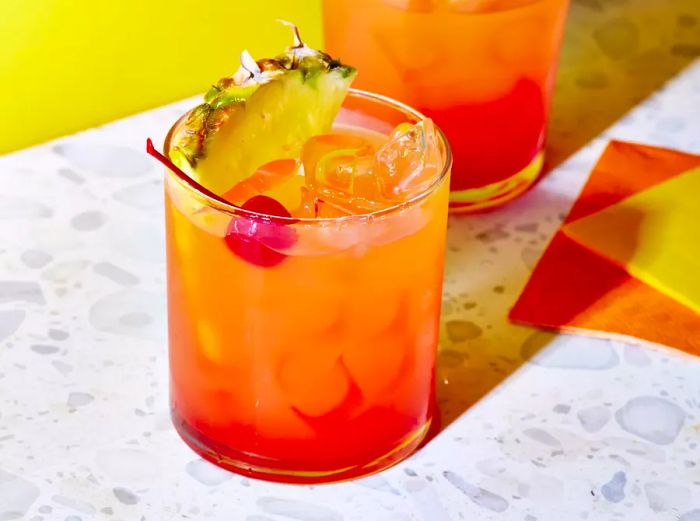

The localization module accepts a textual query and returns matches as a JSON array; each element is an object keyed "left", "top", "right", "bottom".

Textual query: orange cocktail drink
[
  {"left": 163, "top": 90, "right": 451, "bottom": 483},
  {"left": 323, "top": 0, "right": 569, "bottom": 211}
]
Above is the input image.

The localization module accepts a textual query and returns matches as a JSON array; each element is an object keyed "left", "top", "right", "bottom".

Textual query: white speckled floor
[{"left": 1, "top": 6, "right": 700, "bottom": 521}]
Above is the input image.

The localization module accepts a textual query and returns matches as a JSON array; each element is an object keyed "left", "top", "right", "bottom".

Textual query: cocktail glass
[{"left": 164, "top": 89, "right": 451, "bottom": 483}]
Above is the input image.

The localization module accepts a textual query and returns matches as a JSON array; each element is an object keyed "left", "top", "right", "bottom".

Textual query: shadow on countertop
[
  {"left": 546, "top": 0, "right": 700, "bottom": 171},
  {"left": 425, "top": 189, "right": 646, "bottom": 443},
  {"left": 425, "top": 190, "right": 574, "bottom": 438}
]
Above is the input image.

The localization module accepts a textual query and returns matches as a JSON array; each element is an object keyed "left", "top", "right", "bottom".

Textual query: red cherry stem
[{"left": 145, "top": 138, "right": 232, "bottom": 207}]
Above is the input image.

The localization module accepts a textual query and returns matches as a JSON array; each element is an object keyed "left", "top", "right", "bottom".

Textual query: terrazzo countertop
[{"left": 2, "top": 7, "right": 700, "bottom": 521}]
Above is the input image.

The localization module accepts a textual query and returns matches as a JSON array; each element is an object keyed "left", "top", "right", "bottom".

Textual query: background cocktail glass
[{"left": 323, "top": 0, "right": 569, "bottom": 212}]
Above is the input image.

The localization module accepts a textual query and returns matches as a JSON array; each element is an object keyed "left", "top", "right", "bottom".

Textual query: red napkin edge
[{"left": 509, "top": 140, "right": 700, "bottom": 356}]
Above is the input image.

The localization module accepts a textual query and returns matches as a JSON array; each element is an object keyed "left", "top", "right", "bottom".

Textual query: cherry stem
[{"left": 145, "top": 138, "right": 232, "bottom": 206}]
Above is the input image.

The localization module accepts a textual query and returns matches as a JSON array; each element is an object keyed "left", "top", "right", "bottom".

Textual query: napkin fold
[{"left": 510, "top": 141, "right": 700, "bottom": 356}]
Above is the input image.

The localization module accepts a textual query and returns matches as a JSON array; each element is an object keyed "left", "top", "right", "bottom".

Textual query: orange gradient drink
[
  {"left": 323, "top": 0, "right": 569, "bottom": 211},
  {"left": 163, "top": 91, "right": 451, "bottom": 483}
]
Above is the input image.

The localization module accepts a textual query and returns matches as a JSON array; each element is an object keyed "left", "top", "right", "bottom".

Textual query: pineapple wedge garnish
[{"left": 168, "top": 22, "right": 356, "bottom": 194}]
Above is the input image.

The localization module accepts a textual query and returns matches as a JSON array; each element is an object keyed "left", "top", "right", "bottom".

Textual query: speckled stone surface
[{"left": 1, "top": 10, "right": 700, "bottom": 521}]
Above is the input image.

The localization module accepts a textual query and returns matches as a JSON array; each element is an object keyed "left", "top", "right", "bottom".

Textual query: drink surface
[
  {"left": 165, "top": 109, "right": 450, "bottom": 481},
  {"left": 323, "top": 0, "right": 569, "bottom": 207}
]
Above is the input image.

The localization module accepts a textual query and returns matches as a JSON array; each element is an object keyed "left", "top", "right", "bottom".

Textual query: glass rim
[{"left": 163, "top": 88, "right": 452, "bottom": 224}]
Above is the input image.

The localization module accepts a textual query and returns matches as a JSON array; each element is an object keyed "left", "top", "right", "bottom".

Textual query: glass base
[
  {"left": 172, "top": 409, "right": 432, "bottom": 484},
  {"left": 449, "top": 151, "right": 544, "bottom": 213}
]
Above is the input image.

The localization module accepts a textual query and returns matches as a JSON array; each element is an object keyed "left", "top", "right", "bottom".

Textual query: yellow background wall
[{"left": 0, "top": 0, "right": 321, "bottom": 154}]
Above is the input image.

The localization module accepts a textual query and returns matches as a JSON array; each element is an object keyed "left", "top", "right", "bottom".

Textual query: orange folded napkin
[{"left": 510, "top": 140, "right": 700, "bottom": 356}]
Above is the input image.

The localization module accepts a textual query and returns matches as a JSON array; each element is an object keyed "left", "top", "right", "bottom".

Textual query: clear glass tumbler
[{"left": 164, "top": 90, "right": 451, "bottom": 483}]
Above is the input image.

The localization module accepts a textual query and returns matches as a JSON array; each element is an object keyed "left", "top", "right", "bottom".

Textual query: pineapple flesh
[{"left": 168, "top": 23, "right": 356, "bottom": 195}]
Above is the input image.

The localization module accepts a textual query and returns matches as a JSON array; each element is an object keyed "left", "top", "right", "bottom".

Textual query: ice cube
[
  {"left": 294, "top": 187, "right": 355, "bottom": 219},
  {"left": 302, "top": 133, "right": 387, "bottom": 213},
  {"left": 374, "top": 118, "right": 443, "bottom": 201},
  {"left": 300, "top": 123, "right": 443, "bottom": 216},
  {"left": 371, "top": 17, "right": 443, "bottom": 83},
  {"left": 342, "top": 331, "right": 406, "bottom": 403},
  {"left": 278, "top": 348, "right": 350, "bottom": 417},
  {"left": 294, "top": 186, "right": 318, "bottom": 219}
]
